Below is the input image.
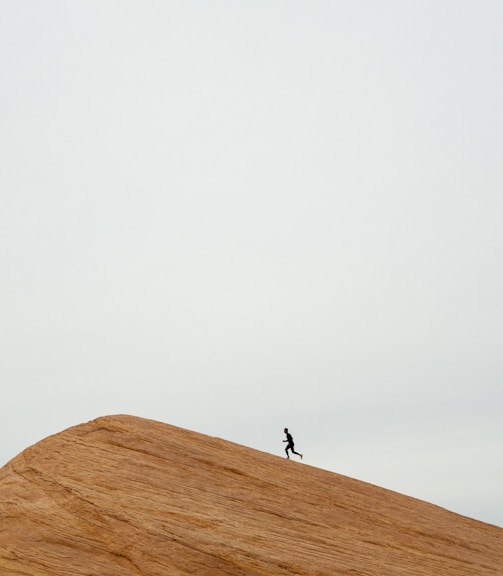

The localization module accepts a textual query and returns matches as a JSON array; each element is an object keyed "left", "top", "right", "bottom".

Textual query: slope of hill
[{"left": 0, "top": 414, "right": 502, "bottom": 575}]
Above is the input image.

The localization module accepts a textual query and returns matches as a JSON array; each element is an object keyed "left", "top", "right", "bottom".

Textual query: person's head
[{"left": 284, "top": 428, "right": 288, "bottom": 433}]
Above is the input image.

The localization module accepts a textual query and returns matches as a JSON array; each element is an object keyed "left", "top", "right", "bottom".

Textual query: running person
[{"left": 283, "top": 428, "right": 303, "bottom": 460}]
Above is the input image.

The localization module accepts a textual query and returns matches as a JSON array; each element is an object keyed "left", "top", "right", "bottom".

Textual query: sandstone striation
[{"left": 0, "top": 414, "right": 502, "bottom": 575}]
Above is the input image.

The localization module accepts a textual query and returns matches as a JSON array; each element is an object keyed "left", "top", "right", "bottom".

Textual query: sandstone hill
[{"left": 1, "top": 415, "right": 502, "bottom": 575}]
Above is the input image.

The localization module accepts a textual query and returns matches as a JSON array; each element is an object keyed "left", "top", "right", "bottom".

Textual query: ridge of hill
[{"left": 1, "top": 414, "right": 502, "bottom": 575}]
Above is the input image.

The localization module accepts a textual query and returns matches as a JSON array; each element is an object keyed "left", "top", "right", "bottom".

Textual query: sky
[{"left": 1, "top": 1, "right": 502, "bottom": 528}]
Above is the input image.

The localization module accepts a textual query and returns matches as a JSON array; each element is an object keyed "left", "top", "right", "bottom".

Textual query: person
[{"left": 283, "top": 428, "right": 303, "bottom": 460}]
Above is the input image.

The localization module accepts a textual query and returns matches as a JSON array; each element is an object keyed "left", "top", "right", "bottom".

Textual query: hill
[{"left": 1, "top": 414, "right": 502, "bottom": 575}]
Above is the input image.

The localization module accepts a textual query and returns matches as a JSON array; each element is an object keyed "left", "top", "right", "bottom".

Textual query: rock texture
[{"left": 0, "top": 415, "right": 502, "bottom": 575}]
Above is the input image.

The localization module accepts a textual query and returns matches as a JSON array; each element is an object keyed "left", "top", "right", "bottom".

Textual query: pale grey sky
[{"left": 1, "top": 1, "right": 502, "bottom": 527}]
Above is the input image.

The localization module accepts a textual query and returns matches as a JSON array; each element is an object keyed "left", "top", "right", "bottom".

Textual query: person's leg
[
  {"left": 292, "top": 445, "right": 303, "bottom": 459},
  {"left": 285, "top": 444, "right": 290, "bottom": 458}
]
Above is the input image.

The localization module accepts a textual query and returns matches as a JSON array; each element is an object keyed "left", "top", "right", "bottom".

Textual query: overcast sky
[{"left": 1, "top": 1, "right": 502, "bottom": 528}]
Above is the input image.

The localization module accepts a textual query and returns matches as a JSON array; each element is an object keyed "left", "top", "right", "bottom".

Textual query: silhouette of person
[{"left": 283, "top": 428, "right": 303, "bottom": 460}]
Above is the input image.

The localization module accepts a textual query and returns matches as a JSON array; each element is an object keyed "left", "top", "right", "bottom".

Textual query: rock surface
[{"left": 1, "top": 414, "right": 502, "bottom": 575}]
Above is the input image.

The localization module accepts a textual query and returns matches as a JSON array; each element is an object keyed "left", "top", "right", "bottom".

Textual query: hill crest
[{"left": 1, "top": 414, "right": 502, "bottom": 575}]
